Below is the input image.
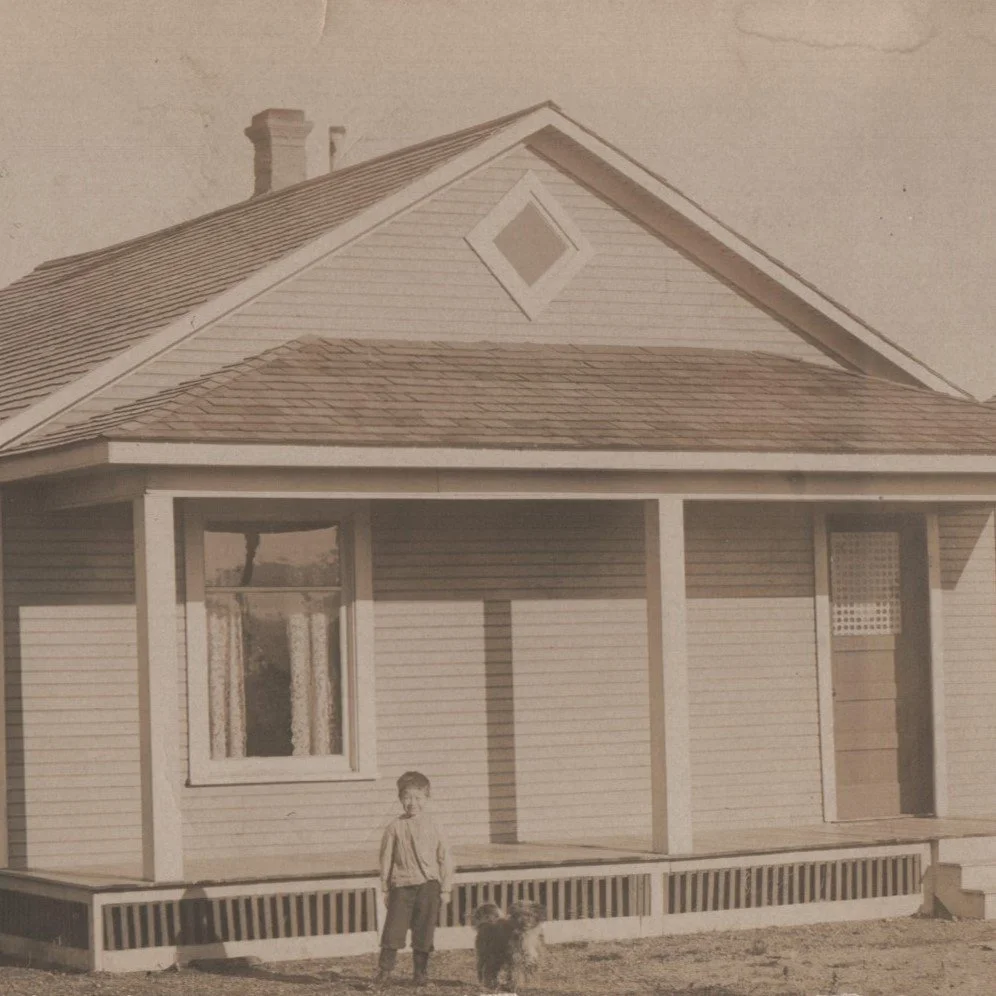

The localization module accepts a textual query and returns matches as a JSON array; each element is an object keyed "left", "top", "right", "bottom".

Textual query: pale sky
[{"left": 1, "top": 0, "right": 993, "bottom": 395}]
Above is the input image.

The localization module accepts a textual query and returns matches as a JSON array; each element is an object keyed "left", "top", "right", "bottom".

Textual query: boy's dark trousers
[{"left": 379, "top": 880, "right": 441, "bottom": 979}]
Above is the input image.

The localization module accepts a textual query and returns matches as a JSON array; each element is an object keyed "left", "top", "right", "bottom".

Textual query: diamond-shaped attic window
[
  {"left": 466, "top": 171, "right": 593, "bottom": 319},
  {"left": 493, "top": 202, "right": 569, "bottom": 286}
]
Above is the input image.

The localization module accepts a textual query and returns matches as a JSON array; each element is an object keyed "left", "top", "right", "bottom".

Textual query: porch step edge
[
  {"left": 933, "top": 864, "right": 996, "bottom": 919},
  {"left": 943, "top": 861, "right": 996, "bottom": 893},
  {"left": 935, "top": 836, "right": 996, "bottom": 864}
]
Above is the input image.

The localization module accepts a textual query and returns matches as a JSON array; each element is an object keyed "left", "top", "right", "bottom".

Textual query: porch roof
[{"left": 11, "top": 337, "right": 996, "bottom": 459}]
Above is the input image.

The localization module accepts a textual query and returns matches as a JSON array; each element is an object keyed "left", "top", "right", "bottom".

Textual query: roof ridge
[{"left": 30, "top": 102, "right": 555, "bottom": 285}]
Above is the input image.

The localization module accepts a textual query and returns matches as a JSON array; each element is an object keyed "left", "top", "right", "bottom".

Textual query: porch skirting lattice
[
  {"left": 103, "top": 885, "right": 379, "bottom": 952},
  {"left": 0, "top": 841, "right": 932, "bottom": 972},
  {"left": 666, "top": 853, "right": 922, "bottom": 914}
]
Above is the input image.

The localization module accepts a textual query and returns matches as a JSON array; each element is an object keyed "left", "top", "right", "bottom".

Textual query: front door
[{"left": 827, "top": 514, "right": 934, "bottom": 820}]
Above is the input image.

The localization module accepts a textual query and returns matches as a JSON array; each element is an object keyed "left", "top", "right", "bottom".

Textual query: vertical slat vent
[
  {"left": 666, "top": 854, "right": 922, "bottom": 914},
  {"left": 440, "top": 873, "right": 652, "bottom": 926},
  {"left": 0, "top": 889, "right": 90, "bottom": 949},
  {"left": 102, "top": 886, "right": 377, "bottom": 952}
]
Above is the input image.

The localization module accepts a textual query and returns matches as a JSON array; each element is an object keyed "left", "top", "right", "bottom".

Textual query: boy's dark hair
[{"left": 397, "top": 770, "right": 431, "bottom": 795}]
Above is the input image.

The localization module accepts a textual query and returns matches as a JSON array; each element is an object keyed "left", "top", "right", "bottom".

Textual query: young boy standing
[{"left": 376, "top": 771, "right": 454, "bottom": 986}]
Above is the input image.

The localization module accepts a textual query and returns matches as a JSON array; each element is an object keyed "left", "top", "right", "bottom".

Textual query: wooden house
[{"left": 2, "top": 102, "right": 996, "bottom": 971}]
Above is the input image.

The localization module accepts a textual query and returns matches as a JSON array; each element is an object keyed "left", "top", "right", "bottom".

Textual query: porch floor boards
[{"left": 14, "top": 815, "right": 996, "bottom": 891}]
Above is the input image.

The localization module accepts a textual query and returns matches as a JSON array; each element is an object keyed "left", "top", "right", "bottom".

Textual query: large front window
[{"left": 185, "top": 501, "right": 374, "bottom": 784}]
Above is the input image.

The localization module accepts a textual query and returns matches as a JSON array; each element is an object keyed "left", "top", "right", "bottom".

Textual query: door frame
[{"left": 812, "top": 507, "right": 948, "bottom": 823}]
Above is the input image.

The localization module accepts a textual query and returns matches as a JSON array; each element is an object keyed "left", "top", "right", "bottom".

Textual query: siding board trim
[
  {"left": 644, "top": 498, "right": 692, "bottom": 853},
  {"left": 134, "top": 495, "right": 184, "bottom": 882},
  {"left": 0, "top": 496, "right": 7, "bottom": 866},
  {"left": 350, "top": 502, "right": 377, "bottom": 778},
  {"left": 812, "top": 510, "right": 838, "bottom": 822},
  {"left": 926, "top": 512, "right": 949, "bottom": 817}
]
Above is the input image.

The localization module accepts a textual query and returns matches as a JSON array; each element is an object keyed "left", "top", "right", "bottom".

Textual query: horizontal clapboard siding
[
  {"left": 375, "top": 502, "right": 650, "bottom": 844},
  {"left": 685, "top": 503, "right": 823, "bottom": 830},
  {"left": 2, "top": 498, "right": 142, "bottom": 869},
  {"left": 938, "top": 506, "right": 996, "bottom": 814},
  {"left": 180, "top": 500, "right": 651, "bottom": 859},
  {"left": 47, "top": 144, "right": 840, "bottom": 429}
]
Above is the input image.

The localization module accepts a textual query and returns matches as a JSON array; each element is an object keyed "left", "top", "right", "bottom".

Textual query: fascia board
[
  {"left": 0, "top": 441, "right": 110, "bottom": 483},
  {"left": 96, "top": 441, "right": 996, "bottom": 476}
]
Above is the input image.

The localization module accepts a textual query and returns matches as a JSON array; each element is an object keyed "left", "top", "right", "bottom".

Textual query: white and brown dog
[{"left": 471, "top": 900, "right": 545, "bottom": 991}]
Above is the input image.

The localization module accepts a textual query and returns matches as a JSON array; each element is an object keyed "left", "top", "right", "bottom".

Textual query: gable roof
[
  {"left": 14, "top": 337, "right": 996, "bottom": 458},
  {"left": 0, "top": 101, "right": 969, "bottom": 456}
]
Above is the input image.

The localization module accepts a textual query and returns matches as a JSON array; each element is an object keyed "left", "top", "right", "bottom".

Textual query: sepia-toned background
[{"left": 1, "top": 0, "right": 993, "bottom": 395}]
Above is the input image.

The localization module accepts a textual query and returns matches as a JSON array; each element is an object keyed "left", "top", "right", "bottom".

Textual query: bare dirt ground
[{"left": 2, "top": 916, "right": 996, "bottom": 995}]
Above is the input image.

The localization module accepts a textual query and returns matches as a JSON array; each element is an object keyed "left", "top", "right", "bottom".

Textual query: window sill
[{"left": 188, "top": 760, "right": 378, "bottom": 787}]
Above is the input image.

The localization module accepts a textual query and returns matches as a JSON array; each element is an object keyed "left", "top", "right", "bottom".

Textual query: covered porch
[
  {"left": 4, "top": 451, "right": 996, "bottom": 970},
  {"left": 13, "top": 460, "right": 996, "bottom": 867}
]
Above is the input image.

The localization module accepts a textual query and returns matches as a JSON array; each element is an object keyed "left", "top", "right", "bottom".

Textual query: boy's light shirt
[{"left": 379, "top": 809, "right": 454, "bottom": 896}]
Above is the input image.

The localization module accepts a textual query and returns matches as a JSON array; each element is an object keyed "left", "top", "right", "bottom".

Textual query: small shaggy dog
[{"left": 471, "top": 900, "right": 545, "bottom": 990}]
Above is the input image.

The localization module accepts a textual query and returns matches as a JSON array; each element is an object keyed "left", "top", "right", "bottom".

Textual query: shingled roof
[
  {"left": 16, "top": 337, "right": 996, "bottom": 456},
  {"left": 0, "top": 104, "right": 547, "bottom": 428}
]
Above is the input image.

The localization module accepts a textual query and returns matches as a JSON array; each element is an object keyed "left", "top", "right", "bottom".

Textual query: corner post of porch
[
  {"left": 643, "top": 497, "right": 693, "bottom": 854},
  {"left": 0, "top": 492, "right": 8, "bottom": 869},
  {"left": 134, "top": 493, "right": 184, "bottom": 882},
  {"left": 925, "top": 511, "right": 949, "bottom": 818}
]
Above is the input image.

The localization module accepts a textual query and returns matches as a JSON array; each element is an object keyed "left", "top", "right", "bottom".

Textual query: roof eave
[{"left": 4, "top": 437, "right": 996, "bottom": 487}]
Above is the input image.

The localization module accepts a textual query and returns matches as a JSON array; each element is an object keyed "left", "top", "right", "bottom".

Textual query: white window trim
[
  {"left": 465, "top": 170, "right": 594, "bottom": 320},
  {"left": 183, "top": 498, "right": 376, "bottom": 786}
]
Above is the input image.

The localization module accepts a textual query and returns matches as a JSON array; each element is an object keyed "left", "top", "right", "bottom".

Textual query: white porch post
[
  {"left": 644, "top": 497, "right": 693, "bottom": 854},
  {"left": 134, "top": 494, "right": 184, "bottom": 881},
  {"left": 811, "top": 510, "right": 838, "bottom": 822},
  {"left": 0, "top": 494, "right": 8, "bottom": 867},
  {"left": 925, "top": 511, "right": 949, "bottom": 818}
]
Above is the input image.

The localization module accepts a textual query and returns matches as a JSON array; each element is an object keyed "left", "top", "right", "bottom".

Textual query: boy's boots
[
  {"left": 413, "top": 950, "right": 430, "bottom": 986},
  {"left": 374, "top": 947, "right": 397, "bottom": 983}
]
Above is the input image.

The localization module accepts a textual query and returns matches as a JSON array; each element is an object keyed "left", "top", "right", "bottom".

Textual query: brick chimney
[{"left": 244, "top": 108, "right": 314, "bottom": 196}]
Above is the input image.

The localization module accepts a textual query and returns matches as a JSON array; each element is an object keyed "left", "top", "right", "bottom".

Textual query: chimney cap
[{"left": 245, "top": 108, "right": 314, "bottom": 142}]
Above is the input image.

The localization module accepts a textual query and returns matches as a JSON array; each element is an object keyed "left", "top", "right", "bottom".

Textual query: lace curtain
[
  {"left": 288, "top": 597, "right": 335, "bottom": 756},
  {"left": 207, "top": 597, "right": 247, "bottom": 758},
  {"left": 207, "top": 594, "right": 336, "bottom": 759}
]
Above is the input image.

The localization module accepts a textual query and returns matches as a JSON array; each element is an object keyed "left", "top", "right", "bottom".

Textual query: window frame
[
  {"left": 183, "top": 498, "right": 376, "bottom": 786},
  {"left": 465, "top": 170, "right": 594, "bottom": 320}
]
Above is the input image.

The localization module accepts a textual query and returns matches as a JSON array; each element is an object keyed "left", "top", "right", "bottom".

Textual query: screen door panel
[
  {"left": 828, "top": 521, "right": 933, "bottom": 820},
  {"left": 830, "top": 530, "right": 903, "bottom": 820}
]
